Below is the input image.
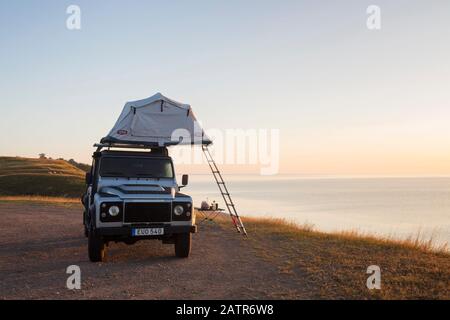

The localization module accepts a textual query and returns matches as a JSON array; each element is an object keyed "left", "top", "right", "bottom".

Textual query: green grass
[{"left": 0, "top": 156, "right": 85, "bottom": 197}]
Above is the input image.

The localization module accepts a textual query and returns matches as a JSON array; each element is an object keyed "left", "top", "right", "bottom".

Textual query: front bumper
[{"left": 96, "top": 224, "right": 196, "bottom": 237}]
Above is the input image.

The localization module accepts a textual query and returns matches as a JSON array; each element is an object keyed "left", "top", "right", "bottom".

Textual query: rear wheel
[
  {"left": 88, "top": 229, "right": 105, "bottom": 262},
  {"left": 174, "top": 233, "right": 191, "bottom": 258}
]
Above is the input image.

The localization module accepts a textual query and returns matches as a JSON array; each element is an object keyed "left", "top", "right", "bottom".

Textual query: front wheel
[
  {"left": 83, "top": 211, "right": 88, "bottom": 237},
  {"left": 88, "top": 230, "right": 105, "bottom": 262},
  {"left": 174, "top": 233, "right": 191, "bottom": 258}
]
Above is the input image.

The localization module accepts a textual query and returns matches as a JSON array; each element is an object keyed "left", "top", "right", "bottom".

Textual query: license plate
[{"left": 132, "top": 228, "right": 164, "bottom": 236}]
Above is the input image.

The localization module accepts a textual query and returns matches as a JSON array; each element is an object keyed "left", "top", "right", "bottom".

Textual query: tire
[
  {"left": 83, "top": 211, "right": 88, "bottom": 237},
  {"left": 88, "top": 229, "right": 105, "bottom": 262},
  {"left": 174, "top": 232, "right": 191, "bottom": 258}
]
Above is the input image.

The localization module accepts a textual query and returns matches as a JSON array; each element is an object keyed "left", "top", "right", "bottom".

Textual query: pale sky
[{"left": 1, "top": 1, "right": 449, "bottom": 176}]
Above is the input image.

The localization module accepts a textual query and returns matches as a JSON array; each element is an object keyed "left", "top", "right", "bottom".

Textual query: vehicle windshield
[{"left": 99, "top": 157, "right": 174, "bottom": 178}]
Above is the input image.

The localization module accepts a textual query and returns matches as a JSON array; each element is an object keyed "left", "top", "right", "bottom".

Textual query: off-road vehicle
[{"left": 82, "top": 144, "right": 196, "bottom": 262}]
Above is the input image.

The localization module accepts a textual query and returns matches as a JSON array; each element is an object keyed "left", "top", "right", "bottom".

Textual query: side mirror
[
  {"left": 181, "top": 174, "right": 189, "bottom": 187},
  {"left": 85, "top": 172, "right": 92, "bottom": 185}
]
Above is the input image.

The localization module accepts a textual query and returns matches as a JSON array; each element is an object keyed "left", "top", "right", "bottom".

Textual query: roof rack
[{"left": 94, "top": 142, "right": 167, "bottom": 152}]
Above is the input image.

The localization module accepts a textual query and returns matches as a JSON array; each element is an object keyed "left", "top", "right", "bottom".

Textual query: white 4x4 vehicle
[{"left": 82, "top": 145, "right": 195, "bottom": 262}]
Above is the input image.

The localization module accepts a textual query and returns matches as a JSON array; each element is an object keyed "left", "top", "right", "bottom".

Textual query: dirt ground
[{"left": 0, "top": 202, "right": 308, "bottom": 300}]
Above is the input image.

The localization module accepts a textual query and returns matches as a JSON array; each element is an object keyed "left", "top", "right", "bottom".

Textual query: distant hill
[
  {"left": 0, "top": 157, "right": 86, "bottom": 197},
  {"left": 66, "top": 159, "right": 91, "bottom": 173}
]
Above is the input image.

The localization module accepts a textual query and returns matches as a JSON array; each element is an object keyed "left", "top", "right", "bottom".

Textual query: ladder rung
[{"left": 202, "top": 146, "right": 247, "bottom": 236}]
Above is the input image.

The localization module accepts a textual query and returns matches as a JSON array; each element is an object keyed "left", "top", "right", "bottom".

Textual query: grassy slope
[
  {"left": 0, "top": 197, "right": 447, "bottom": 299},
  {"left": 0, "top": 157, "right": 85, "bottom": 197},
  {"left": 227, "top": 217, "right": 449, "bottom": 300}
]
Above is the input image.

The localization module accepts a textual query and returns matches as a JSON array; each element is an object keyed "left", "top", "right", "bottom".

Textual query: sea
[{"left": 182, "top": 175, "right": 450, "bottom": 247}]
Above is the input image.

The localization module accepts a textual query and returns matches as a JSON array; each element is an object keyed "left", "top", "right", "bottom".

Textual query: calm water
[{"left": 181, "top": 175, "right": 450, "bottom": 246}]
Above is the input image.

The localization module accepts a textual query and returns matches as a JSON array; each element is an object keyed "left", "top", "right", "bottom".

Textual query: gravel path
[{"left": 0, "top": 202, "right": 304, "bottom": 300}]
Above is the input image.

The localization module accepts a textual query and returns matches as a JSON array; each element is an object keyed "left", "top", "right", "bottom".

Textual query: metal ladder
[{"left": 202, "top": 145, "right": 247, "bottom": 236}]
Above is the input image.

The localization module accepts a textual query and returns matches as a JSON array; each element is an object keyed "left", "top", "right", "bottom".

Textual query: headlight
[
  {"left": 173, "top": 205, "right": 184, "bottom": 216},
  {"left": 108, "top": 205, "right": 120, "bottom": 216}
]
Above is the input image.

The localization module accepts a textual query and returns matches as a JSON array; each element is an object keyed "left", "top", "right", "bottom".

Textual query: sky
[{"left": 0, "top": 0, "right": 449, "bottom": 176}]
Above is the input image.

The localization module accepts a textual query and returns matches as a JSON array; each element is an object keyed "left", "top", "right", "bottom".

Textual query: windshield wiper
[
  {"left": 102, "top": 171, "right": 125, "bottom": 176},
  {"left": 135, "top": 173, "right": 155, "bottom": 177}
]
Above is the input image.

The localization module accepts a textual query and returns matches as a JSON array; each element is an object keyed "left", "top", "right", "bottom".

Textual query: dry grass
[
  {"left": 336, "top": 229, "right": 448, "bottom": 254},
  {"left": 0, "top": 196, "right": 81, "bottom": 208},
  {"left": 0, "top": 156, "right": 85, "bottom": 197},
  {"left": 214, "top": 215, "right": 450, "bottom": 299},
  {"left": 0, "top": 156, "right": 84, "bottom": 177},
  {"left": 0, "top": 195, "right": 80, "bottom": 203},
  {"left": 241, "top": 216, "right": 448, "bottom": 253}
]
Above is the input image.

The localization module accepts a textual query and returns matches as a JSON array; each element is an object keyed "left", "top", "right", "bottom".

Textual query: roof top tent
[
  {"left": 100, "top": 92, "right": 212, "bottom": 148},
  {"left": 97, "top": 93, "right": 247, "bottom": 235}
]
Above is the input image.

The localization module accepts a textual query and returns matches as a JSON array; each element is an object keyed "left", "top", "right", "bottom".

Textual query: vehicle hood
[{"left": 99, "top": 184, "right": 177, "bottom": 200}]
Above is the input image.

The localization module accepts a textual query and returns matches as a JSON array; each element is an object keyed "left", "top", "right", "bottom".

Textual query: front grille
[{"left": 124, "top": 202, "right": 171, "bottom": 223}]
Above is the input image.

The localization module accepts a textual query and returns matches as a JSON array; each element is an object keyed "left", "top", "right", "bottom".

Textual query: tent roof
[
  {"left": 101, "top": 92, "right": 211, "bottom": 147},
  {"left": 125, "top": 92, "right": 191, "bottom": 110}
]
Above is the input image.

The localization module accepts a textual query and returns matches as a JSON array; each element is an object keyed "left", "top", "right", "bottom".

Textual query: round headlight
[
  {"left": 108, "top": 205, "right": 120, "bottom": 216},
  {"left": 173, "top": 205, "right": 184, "bottom": 216}
]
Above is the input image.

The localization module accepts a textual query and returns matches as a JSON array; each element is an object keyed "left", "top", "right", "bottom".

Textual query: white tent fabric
[{"left": 101, "top": 93, "right": 212, "bottom": 146}]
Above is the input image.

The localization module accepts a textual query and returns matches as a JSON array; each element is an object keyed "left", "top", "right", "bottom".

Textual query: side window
[{"left": 163, "top": 162, "right": 172, "bottom": 177}]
